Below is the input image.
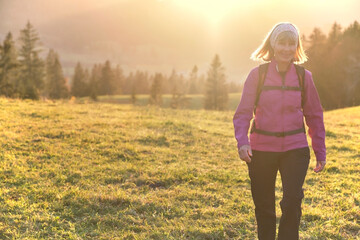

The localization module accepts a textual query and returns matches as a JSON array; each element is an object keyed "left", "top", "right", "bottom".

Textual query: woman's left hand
[{"left": 314, "top": 160, "right": 326, "bottom": 173}]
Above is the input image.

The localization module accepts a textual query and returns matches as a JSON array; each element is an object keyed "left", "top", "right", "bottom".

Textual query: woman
[{"left": 233, "top": 22, "right": 326, "bottom": 240}]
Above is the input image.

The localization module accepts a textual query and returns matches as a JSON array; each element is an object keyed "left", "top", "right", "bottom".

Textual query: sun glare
[{"left": 170, "top": 0, "right": 243, "bottom": 25}]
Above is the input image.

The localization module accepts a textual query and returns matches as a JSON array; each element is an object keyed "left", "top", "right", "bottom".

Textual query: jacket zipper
[{"left": 281, "top": 74, "right": 285, "bottom": 152}]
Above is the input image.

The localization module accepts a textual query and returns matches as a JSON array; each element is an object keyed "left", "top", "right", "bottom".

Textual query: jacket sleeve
[
  {"left": 302, "top": 70, "right": 326, "bottom": 161},
  {"left": 233, "top": 67, "right": 259, "bottom": 150}
]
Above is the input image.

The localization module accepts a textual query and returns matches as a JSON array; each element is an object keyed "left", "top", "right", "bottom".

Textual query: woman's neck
[{"left": 276, "top": 61, "right": 291, "bottom": 72}]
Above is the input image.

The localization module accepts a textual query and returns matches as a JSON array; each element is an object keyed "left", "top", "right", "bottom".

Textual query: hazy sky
[{"left": 1, "top": 0, "right": 359, "bottom": 82}]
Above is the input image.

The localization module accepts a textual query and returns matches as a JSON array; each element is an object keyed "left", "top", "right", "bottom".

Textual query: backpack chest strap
[{"left": 262, "top": 85, "right": 301, "bottom": 91}]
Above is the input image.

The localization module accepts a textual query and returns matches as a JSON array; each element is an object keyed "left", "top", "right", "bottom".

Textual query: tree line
[
  {"left": 1, "top": 21, "right": 360, "bottom": 110},
  {"left": 69, "top": 52, "right": 233, "bottom": 110},
  {"left": 0, "top": 21, "right": 237, "bottom": 110}
]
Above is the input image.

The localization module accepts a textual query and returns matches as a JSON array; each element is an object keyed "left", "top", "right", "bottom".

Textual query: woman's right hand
[{"left": 238, "top": 145, "right": 253, "bottom": 163}]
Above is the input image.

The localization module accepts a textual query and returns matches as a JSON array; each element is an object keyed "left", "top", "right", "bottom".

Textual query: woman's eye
[{"left": 278, "top": 41, "right": 295, "bottom": 46}]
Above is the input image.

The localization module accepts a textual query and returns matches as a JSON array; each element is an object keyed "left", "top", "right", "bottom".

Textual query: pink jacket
[{"left": 233, "top": 59, "right": 326, "bottom": 161}]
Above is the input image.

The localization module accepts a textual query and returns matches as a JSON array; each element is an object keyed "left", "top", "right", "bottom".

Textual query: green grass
[{"left": 0, "top": 97, "right": 359, "bottom": 239}]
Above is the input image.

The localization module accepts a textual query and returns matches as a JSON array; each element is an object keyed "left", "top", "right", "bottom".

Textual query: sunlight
[{"left": 169, "top": 0, "right": 244, "bottom": 25}]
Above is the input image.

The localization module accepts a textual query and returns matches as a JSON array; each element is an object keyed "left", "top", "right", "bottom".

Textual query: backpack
[{"left": 250, "top": 63, "right": 306, "bottom": 137}]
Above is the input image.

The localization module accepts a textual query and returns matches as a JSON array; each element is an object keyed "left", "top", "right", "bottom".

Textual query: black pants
[{"left": 246, "top": 147, "right": 310, "bottom": 240}]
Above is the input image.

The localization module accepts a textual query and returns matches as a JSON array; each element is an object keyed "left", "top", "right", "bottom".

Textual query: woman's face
[{"left": 273, "top": 35, "right": 297, "bottom": 64}]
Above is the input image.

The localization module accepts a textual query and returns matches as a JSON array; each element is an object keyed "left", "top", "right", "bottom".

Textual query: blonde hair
[{"left": 251, "top": 23, "right": 308, "bottom": 64}]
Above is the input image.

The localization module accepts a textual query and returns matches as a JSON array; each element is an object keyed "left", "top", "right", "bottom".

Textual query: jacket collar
[{"left": 270, "top": 58, "right": 294, "bottom": 73}]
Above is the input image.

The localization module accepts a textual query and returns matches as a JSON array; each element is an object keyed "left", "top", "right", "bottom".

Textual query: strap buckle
[{"left": 275, "top": 132, "right": 285, "bottom": 137}]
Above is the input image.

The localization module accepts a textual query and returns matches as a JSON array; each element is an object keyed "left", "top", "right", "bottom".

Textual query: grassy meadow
[{"left": 0, "top": 97, "right": 359, "bottom": 239}]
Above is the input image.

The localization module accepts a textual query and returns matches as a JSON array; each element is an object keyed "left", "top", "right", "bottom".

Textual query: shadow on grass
[
  {"left": 328, "top": 145, "right": 353, "bottom": 152},
  {"left": 137, "top": 135, "right": 170, "bottom": 147}
]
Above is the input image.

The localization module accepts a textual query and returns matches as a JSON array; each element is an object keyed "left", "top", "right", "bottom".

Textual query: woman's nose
[{"left": 284, "top": 44, "right": 293, "bottom": 51}]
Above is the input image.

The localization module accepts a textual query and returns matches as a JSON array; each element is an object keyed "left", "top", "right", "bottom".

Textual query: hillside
[{"left": 0, "top": 98, "right": 359, "bottom": 239}]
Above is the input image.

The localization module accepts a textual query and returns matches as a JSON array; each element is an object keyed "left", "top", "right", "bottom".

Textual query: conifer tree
[
  {"left": 307, "top": 28, "right": 327, "bottom": 60},
  {"left": 83, "top": 68, "right": 90, "bottom": 94},
  {"left": 113, "top": 64, "right": 124, "bottom": 95},
  {"left": 167, "top": 69, "right": 178, "bottom": 94},
  {"left": 124, "top": 72, "right": 134, "bottom": 94},
  {"left": 327, "top": 22, "right": 342, "bottom": 49},
  {"left": 204, "top": 54, "right": 228, "bottom": 110},
  {"left": 89, "top": 64, "right": 101, "bottom": 100},
  {"left": 130, "top": 72, "right": 141, "bottom": 104},
  {"left": 170, "top": 72, "right": 188, "bottom": 109},
  {"left": 131, "top": 84, "right": 137, "bottom": 104},
  {"left": 99, "top": 60, "right": 114, "bottom": 95},
  {"left": 162, "top": 71, "right": 171, "bottom": 94},
  {"left": 134, "top": 70, "right": 150, "bottom": 94},
  {"left": 170, "top": 83, "right": 188, "bottom": 109},
  {"left": 71, "top": 62, "right": 87, "bottom": 97},
  {"left": 18, "top": 21, "right": 44, "bottom": 99},
  {"left": 149, "top": 73, "right": 163, "bottom": 105},
  {"left": 0, "top": 32, "right": 18, "bottom": 97},
  {"left": 45, "top": 49, "right": 69, "bottom": 99},
  {"left": 188, "top": 65, "right": 198, "bottom": 94},
  {"left": 170, "top": 83, "right": 180, "bottom": 109},
  {"left": 178, "top": 74, "right": 186, "bottom": 93}
]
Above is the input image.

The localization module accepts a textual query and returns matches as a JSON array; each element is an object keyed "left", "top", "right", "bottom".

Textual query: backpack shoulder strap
[
  {"left": 254, "top": 63, "right": 269, "bottom": 114},
  {"left": 294, "top": 64, "right": 305, "bottom": 107}
]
